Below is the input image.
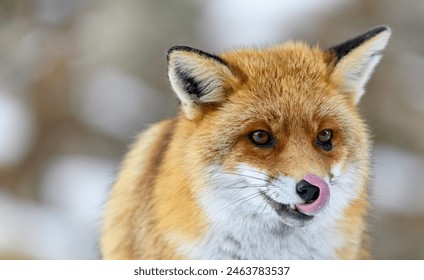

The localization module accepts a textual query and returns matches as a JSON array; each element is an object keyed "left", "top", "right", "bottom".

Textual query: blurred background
[{"left": 0, "top": 0, "right": 423, "bottom": 259}]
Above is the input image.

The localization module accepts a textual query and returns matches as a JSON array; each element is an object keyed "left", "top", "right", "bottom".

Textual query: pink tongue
[{"left": 296, "top": 174, "right": 330, "bottom": 216}]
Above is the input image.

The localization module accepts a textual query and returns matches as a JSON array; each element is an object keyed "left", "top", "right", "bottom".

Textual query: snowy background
[{"left": 0, "top": 0, "right": 423, "bottom": 259}]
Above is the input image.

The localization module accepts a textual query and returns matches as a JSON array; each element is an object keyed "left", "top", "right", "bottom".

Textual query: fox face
[{"left": 167, "top": 27, "right": 389, "bottom": 232}]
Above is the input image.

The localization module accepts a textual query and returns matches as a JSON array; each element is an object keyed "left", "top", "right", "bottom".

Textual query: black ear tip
[
  {"left": 167, "top": 45, "right": 193, "bottom": 62},
  {"left": 368, "top": 25, "right": 391, "bottom": 35},
  {"left": 166, "top": 45, "right": 227, "bottom": 66},
  {"left": 330, "top": 25, "right": 391, "bottom": 61},
  {"left": 168, "top": 45, "right": 197, "bottom": 54}
]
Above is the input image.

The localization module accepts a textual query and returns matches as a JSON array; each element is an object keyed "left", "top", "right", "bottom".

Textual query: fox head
[{"left": 166, "top": 27, "right": 390, "bottom": 228}]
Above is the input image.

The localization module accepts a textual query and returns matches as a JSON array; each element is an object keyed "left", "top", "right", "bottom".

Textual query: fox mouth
[{"left": 261, "top": 192, "right": 314, "bottom": 228}]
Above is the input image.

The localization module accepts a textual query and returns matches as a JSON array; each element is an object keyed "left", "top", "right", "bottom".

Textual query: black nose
[{"left": 296, "top": 180, "right": 320, "bottom": 204}]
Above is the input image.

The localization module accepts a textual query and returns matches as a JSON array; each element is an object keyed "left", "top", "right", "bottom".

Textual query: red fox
[{"left": 101, "top": 26, "right": 390, "bottom": 259}]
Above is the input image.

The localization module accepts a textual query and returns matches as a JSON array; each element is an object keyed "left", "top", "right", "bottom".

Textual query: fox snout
[
  {"left": 296, "top": 179, "right": 319, "bottom": 203},
  {"left": 295, "top": 174, "right": 331, "bottom": 216}
]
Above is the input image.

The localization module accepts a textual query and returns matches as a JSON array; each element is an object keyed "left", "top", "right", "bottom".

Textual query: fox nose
[{"left": 296, "top": 180, "right": 320, "bottom": 204}]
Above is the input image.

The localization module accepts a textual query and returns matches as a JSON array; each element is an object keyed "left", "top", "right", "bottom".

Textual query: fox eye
[
  {"left": 316, "top": 129, "right": 332, "bottom": 151},
  {"left": 248, "top": 130, "right": 274, "bottom": 147}
]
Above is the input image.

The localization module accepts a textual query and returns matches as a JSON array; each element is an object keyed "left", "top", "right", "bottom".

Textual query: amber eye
[
  {"left": 248, "top": 130, "right": 274, "bottom": 147},
  {"left": 316, "top": 129, "right": 333, "bottom": 151}
]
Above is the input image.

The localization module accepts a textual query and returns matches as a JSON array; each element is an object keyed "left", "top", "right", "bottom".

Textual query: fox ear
[
  {"left": 329, "top": 26, "right": 391, "bottom": 104},
  {"left": 167, "top": 46, "right": 237, "bottom": 120}
]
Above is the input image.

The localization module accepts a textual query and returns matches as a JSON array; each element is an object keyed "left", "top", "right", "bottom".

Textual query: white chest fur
[{"left": 184, "top": 212, "right": 341, "bottom": 259}]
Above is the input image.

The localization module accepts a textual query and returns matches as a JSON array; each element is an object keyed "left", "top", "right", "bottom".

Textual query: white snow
[
  {"left": 0, "top": 153, "right": 117, "bottom": 259},
  {"left": 0, "top": 190, "right": 94, "bottom": 259},
  {"left": 38, "top": 154, "right": 115, "bottom": 224},
  {"left": 0, "top": 92, "right": 35, "bottom": 167},
  {"left": 32, "top": 154, "right": 117, "bottom": 259}
]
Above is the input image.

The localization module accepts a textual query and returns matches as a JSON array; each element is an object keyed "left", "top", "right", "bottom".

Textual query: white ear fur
[
  {"left": 331, "top": 26, "right": 391, "bottom": 104},
  {"left": 167, "top": 46, "right": 237, "bottom": 120}
]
